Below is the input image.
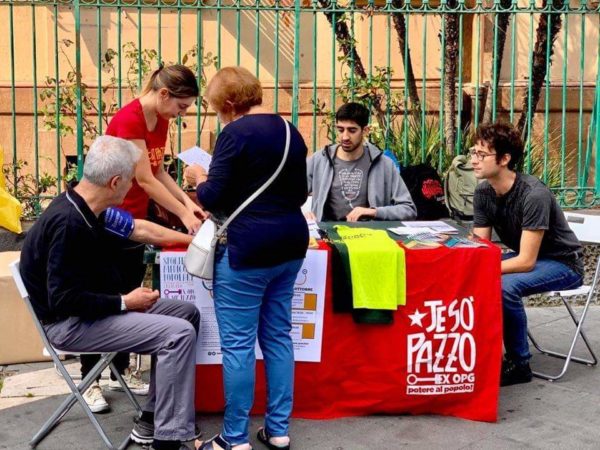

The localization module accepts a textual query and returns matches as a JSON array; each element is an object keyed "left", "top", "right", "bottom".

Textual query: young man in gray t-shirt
[{"left": 471, "top": 122, "right": 584, "bottom": 387}]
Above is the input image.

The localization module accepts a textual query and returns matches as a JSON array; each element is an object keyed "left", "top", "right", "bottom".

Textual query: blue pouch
[{"left": 104, "top": 207, "right": 135, "bottom": 239}]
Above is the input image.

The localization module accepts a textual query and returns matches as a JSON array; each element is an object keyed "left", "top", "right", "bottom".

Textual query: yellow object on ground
[{"left": 0, "top": 150, "right": 23, "bottom": 234}]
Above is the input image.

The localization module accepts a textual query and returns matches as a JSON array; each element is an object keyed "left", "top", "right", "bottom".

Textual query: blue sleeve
[
  {"left": 196, "top": 130, "right": 241, "bottom": 211},
  {"left": 383, "top": 149, "right": 401, "bottom": 170},
  {"left": 103, "top": 207, "right": 135, "bottom": 239}
]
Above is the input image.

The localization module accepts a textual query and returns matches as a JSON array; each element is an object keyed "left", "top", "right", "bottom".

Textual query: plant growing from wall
[
  {"left": 315, "top": 59, "right": 569, "bottom": 189},
  {"left": 314, "top": 56, "right": 451, "bottom": 170},
  {"left": 24, "top": 40, "right": 217, "bottom": 214},
  {"left": 317, "top": 1, "right": 423, "bottom": 126},
  {"left": 1, "top": 159, "right": 57, "bottom": 219}
]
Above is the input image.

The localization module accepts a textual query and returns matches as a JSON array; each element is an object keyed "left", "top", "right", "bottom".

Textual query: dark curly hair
[
  {"left": 336, "top": 102, "right": 370, "bottom": 129},
  {"left": 475, "top": 122, "right": 524, "bottom": 171}
]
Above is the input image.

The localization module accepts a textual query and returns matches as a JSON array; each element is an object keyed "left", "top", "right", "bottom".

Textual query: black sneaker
[
  {"left": 501, "top": 359, "right": 533, "bottom": 386},
  {"left": 130, "top": 417, "right": 154, "bottom": 445},
  {"left": 130, "top": 417, "right": 203, "bottom": 445}
]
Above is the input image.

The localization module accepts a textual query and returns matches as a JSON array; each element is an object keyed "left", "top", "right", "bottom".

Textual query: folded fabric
[
  {"left": 334, "top": 225, "right": 406, "bottom": 310},
  {"left": 328, "top": 236, "right": 354, "bottom": 313},
  {"left": 326, "top": 227, "right": 392, "bottom": 324},
  {"left": 352, "top": 308, "right": 394, "bottom": 325}
]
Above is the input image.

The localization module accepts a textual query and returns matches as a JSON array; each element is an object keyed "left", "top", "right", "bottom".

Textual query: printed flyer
[{"left": 160, "top": 249, "right": 327, "bottom": 364}]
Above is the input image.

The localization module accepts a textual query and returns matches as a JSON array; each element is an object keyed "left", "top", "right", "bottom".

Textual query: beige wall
[
  {"left": 3, "top": 5, "right": 597, "bottom": 84},
  {"left": 1, "top": 3, "right": 598, "bottom": 186}
]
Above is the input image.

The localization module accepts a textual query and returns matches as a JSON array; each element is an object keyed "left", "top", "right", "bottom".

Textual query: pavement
[{"left": 1, "top": 306, "right": 600, "bottom": 450}]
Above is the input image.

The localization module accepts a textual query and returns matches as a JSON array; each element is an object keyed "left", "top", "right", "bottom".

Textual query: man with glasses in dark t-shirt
[{"left": 471, "top": 122, "right": 584, "bottom": 387}]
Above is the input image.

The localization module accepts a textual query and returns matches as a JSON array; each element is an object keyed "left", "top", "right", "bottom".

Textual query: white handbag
[{"left": 184, "top": 117, "right": 291, "bottom": 280}]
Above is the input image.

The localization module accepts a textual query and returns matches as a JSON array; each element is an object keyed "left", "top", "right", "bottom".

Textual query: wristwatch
[{"left": 120, "top": 295, "right": 127, "bottom": 311}]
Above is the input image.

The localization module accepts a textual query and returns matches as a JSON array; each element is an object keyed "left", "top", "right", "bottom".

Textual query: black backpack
[{"left": 401, "top": 164, "right": 449, "bottom": 220}]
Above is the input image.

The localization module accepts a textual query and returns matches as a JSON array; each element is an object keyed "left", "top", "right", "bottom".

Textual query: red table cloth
[{"left": 195, "top": 241, "right": 502, "bottom": 422}]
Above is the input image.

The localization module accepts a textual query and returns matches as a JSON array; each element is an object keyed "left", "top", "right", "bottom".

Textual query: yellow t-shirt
[{"left": 334, "top": 226, "right": 406, "bottom": 310}]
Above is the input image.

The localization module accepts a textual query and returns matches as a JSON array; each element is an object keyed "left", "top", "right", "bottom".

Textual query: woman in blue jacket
[{"left": 185, "top": 66, "right": 308, "bottom": 450}]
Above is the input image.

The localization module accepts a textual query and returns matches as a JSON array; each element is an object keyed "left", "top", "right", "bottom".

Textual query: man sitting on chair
[
  {"left": 19, "top": 135, "right": 201, "bottom": 450},
  {"left": 471, "top": 122, "right": 584, "bottom": 387}
]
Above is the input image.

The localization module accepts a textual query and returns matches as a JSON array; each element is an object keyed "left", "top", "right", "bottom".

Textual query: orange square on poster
[
  {"left": 301, "top": 323, "right": 316, "bottom": 339},
  {"left": 303, "top": 293, "right": 317, "bottom": 311}
]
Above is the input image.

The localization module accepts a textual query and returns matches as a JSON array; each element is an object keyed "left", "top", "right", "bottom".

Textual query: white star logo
[{"left": 408, "top": 309, "right": 427, "bottom": 327}]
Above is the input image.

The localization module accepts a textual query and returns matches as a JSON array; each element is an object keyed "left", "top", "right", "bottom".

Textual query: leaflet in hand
[
  {"left": 306, "top": 218, "right": 321, "bottom": 239},
  {"left": 177, "top": 146, "right": 212, "bottom": 171}
]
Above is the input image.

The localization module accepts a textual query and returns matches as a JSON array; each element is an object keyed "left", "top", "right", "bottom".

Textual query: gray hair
[{"left": 83, "top": 135, "right": 142, "bottom": 186}]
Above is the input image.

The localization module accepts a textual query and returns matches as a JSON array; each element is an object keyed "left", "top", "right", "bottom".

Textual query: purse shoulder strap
[{"left": 214, "top": 116, "right": 291, "bottom": 238}]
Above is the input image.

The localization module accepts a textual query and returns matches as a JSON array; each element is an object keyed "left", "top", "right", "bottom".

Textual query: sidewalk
[{"left": 1, "top": 306, "right": 600, "bottom": 450}]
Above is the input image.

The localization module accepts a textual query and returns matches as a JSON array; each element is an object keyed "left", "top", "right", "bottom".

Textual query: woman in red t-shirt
[
  {"left": 80, "top": 65, "right": 206, "bottom": 417},
  {"left": 106, "top": 64, "right": 205, "bottom": 233}
]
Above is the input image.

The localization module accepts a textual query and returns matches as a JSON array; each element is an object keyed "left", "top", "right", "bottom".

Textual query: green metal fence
[{"left": 1, "top": 0, "right": 599, "bottom": 217}]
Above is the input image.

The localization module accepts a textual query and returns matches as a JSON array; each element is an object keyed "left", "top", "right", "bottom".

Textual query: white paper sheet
[
  {"left": 388, "top": 226, "right": 435, "bottom": 236},
  {"left": 177, "top": 146, "right": 212, "bottom": 171},
  {"left": 401, "top": 220, "right": 458, "bottom": 234}
]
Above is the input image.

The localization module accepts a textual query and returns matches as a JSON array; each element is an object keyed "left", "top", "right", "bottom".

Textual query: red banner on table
[{"left": 196, "top": 241, "right": 502, "bottom": 422}]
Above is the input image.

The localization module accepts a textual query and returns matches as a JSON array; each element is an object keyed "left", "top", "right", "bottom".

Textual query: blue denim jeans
[
  {"left": 213, "top": 247, "right": 303, "bottom": 445},
  {"left": 502, "top": 253, "right": 583, "bottom": 364}
]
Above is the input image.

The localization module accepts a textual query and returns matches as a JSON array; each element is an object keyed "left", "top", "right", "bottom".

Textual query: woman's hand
[
  {"left": 186, "top": 200, "right": 209, "bottom": 221},
  {"left": 304, "top": 211, "right": 317, "bottom": 222},
  {"left": 184, "top": 164, "right": 208, "bottom": 188},
  {"left": 182, "top": 211, "right": 203, "bottom": 235}
]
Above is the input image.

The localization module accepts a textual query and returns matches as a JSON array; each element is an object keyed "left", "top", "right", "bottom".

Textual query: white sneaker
[
  {"left": 108, "top": 368, "right": 149, "bottom": 396},
  {"left": 83, "top": 382, "right": 110, "bottom": 413}
]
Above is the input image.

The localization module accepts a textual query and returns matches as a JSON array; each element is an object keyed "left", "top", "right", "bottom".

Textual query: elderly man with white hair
[{"left": 19, "top": 135, "right": 200, "bottom": 450}]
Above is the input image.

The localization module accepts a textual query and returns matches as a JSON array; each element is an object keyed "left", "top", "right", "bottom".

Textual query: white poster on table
[
  {"left": 160, "top": 249, "right": 327, "bottom": 364},
  {"left": 159, "top": 252, "right": 216, "bottom": 363}
]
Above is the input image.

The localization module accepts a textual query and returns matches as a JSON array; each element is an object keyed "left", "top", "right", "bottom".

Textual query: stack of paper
[
  {"left": 401, "top": 221, "right": 459, "bottom": 234},
  {"left": 387, "top": 226, "right": 433, "bottom": 236}
]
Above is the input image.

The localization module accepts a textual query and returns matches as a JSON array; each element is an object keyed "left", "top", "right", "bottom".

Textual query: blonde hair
[
  {"left": 141, "top": 64, "right": 199, "bottom": 98},
  {"left": 205, "top": 66, "right": 263, "bottom": 116}
]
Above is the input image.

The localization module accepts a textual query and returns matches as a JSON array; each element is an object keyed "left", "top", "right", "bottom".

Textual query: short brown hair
[
  {"left": 205, "top": 66, "right": 263, "bottom": 115},
  {"left": 475, "top": 122, "right": 524, "bottom": 171},
  {"left": 142, "top": 64, "right": 199, "bottom": 98}
]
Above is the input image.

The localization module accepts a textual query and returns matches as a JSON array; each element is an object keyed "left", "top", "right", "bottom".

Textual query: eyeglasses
[{"left": 468, "top": 148, "right": 497, "bottom": 161}]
